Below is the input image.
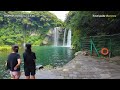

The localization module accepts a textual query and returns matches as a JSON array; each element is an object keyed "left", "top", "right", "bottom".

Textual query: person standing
[
  {"left": 23, "top": 43, "right": 36, "bottom": 79},
  {"left": 6, "top": 45, "right": 21, "bottom": 79}
]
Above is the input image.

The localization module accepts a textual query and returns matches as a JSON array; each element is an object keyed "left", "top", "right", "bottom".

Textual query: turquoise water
[
  {"left": 33, "top": 46, "right": 75, "bottom": 67},
  {"left": 0, "top": 46, "right": 75, "bottom": 78}
]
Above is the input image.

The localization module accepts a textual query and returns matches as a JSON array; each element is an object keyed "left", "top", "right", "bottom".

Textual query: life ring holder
[{"left": 101, "top": 48, "right": 109, "bottom": 56}]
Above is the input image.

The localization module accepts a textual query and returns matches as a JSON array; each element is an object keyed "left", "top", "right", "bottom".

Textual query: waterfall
[
  {"left": 54, "top": 27, "right": 59, "bottom": 46},
  {"left": 63, "top": 29, "right": 66, "bottom": 46},
  {"left": 53, "top": 27, "right": 71, "bottom": 47},
  {"left": 67, "top": 29, "right": 71, "bottom": 47}
]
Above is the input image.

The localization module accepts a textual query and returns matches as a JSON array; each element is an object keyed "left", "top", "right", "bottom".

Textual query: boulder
[
  {"left": 74, "top": 51, "right": 89, "bottom": 56},
  {"left": 36, "top": 65, "right": 44, "bottom": 70}
]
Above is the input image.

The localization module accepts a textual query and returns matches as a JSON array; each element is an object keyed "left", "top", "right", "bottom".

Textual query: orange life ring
[{"left": 101, "top": 48, "right": 109, "bottom": 55}]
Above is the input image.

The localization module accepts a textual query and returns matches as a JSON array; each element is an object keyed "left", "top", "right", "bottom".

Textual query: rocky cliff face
[
  {"left": 42, "top": 29, "right": 53, "bottom": 45},
  {"left": 42, "top": 27, "right": 65, "bottom": 46}
]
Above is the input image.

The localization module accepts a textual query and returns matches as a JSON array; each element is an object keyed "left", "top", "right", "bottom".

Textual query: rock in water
[{"left": 36, "top": 65, "right": 44, "bottom": 70}]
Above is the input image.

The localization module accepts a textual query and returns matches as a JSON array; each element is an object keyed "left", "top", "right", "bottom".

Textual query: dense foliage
[
  {"left": 65, "top": 11, "right": 120, "bottom": 51},
  {"left": 0, "top": 11, "right": 64, "bottom": 46}
]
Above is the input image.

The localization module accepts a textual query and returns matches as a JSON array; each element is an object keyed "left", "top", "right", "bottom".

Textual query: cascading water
[
  {"left": 54, "top": 27, "right": 59, "bottom": 46},
  {"left": 63, "top": 29, "right": 67, "bottom": 46},
  {"left": 53, "top": 27, "right": 71, "bottom": 47},
  {"left": 67, "top": 29, "right": 71, "bottom": 47}
]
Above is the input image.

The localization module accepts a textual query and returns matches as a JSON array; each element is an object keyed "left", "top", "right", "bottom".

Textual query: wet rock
[
  {"left": 36, "top": 65, "right": 44, "bottom": 70},
  {"left": 74, "top": 51, "right": 89, "bottom": 56},
  {"left": 63, "top": 69, "right": 69, "bottom": 72}
]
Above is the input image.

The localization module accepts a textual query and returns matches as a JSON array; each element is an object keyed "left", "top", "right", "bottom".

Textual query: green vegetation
[
  {"left": 1, "top": 11, "right": 120, "bottom": 77},
  {"left": 65, "top": 11, "right": 120, "bottom": 52},
  {"left": 0, "top": 45, "right": 11, "bottom": 51},
  {"left": 0, "top": 11, "right": 64, "bottom": 46}
]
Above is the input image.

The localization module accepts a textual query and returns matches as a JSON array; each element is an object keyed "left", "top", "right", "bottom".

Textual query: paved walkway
[{"left": 20, "top": 54, "right": 120, "bottom": 79}]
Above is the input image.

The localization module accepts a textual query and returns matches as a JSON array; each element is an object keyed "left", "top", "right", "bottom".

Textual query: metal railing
[{"left": 80, "top": 33, "right": 120, "bottom": 58}]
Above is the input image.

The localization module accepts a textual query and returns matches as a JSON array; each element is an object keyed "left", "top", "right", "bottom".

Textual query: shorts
[
  {"left": 24, "top": 68, "right": 36, "bottom": 76},
  {"left": 10, "top": 71, "right": 21, "bottom": 79}
]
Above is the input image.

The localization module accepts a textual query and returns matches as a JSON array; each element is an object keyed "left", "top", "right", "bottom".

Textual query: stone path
[{"left": 20, "top": 54, "right": 120, "bottom": 79}]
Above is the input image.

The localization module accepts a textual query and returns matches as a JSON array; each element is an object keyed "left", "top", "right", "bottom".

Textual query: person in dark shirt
[
  {"left": 23, "top": 43, "right": 36, "bottom": 79},
  {"left": 6, "top": 45, "right": 21, "bottom": 79}
]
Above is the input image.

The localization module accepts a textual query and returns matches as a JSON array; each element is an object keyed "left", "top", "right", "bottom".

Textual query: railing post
[
  {"left": 90, "top": 36, "right": 93, "bottom": 56},
  {"left": 109, "top": 36, "right": 112, "bottom": 58},
  {"left": 91, "top": 37, "right": 100, "bottom": 57}
]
